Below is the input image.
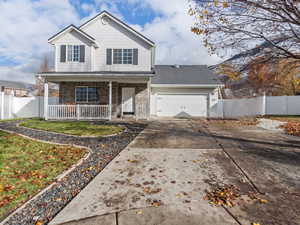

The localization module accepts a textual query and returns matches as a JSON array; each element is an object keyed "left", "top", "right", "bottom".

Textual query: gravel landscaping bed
[{"left": 0, "top": 120, "right": 147, "bottom": 225}]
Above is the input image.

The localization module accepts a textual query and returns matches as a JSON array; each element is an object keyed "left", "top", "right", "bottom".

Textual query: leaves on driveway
[{"left": 204, "top": 184, "right": 241, "bottom": 207}]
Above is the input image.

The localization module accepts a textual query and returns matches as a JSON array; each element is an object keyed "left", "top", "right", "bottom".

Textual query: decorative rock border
[{"left": 0, "top": 120, "right": 147, "bottom": 225}]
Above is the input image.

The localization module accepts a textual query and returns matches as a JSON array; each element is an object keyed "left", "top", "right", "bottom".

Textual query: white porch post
[
  {"left": 147, "top": 79, "right": 151, "bottom": 120},
  {"left": 109, "top": 81, "right": 112, "bottom": 120},
  {"left": 44, "top": 82, "right": 49, "bottom": 120}
]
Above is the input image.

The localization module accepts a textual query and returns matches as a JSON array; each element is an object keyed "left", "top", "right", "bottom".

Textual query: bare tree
[
  {"left": 35, "top": 55, "right": 50, "bottom": 96},
  {"left": 39, "top": 55, "right": 50, "bottom": 73},
  {"left": 190, "top": 0, "right": 300, "bottom": 61}
]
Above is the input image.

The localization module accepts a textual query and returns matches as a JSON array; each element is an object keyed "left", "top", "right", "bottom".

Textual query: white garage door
[{"left": 157, "top": 94, "right": 207, "bottom": 117}]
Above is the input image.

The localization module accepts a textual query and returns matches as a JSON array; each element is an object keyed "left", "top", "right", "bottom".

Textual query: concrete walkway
[{"left": 50, "top": 120, "right": 247, "bottom": 225}]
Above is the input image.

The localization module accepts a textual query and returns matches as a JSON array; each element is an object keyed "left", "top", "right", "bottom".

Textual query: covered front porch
[{"left": 41, "top": 73, "right": 152, "bottom": 120}]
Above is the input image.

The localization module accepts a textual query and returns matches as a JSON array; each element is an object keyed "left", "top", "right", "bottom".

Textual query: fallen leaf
[
  {"left": 259, "top": 199, "right": 268, "bottom": 204},
  {"left": 4, "top": 185, "right": 15, "bottom": 192},
  {"left": 0, "top": 196, "right": 14, "bottom": 207},
  {"left": 128, "top": 159, "right": 138, "bottom": 163},
  {"left": 136, "top": 210, "right": 143, "bottom": 215},
  {"left": 35, "top": 221, "right": 44, "bottom": 225},
  {"left": 176, "top": 193, "right": 183, "bottom": 198},
  {"left": 151, "top": 200, "right": 163, "bottom": 207}
]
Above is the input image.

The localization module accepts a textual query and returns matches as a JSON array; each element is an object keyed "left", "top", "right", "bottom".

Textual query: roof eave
[{"left": 48, "top": 25, "right": 97, "bottom": 46}]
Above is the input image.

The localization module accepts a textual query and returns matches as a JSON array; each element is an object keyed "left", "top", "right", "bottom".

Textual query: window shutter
[
  {"left": 106, "top": 48, "right": 112, "bottom": 65},
  {"left": 133, "top": 48, "right": 138, "bottom": 65},
  {"left": 60, "top": 45, "right": 66, "bottom": 62},
  {"left": 80, "top": 45, "right": 85, "bottom": 62}
]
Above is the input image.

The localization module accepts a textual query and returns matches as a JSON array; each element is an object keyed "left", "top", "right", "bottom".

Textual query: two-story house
[{"left": 40, "top": 11, "right": 222, "bottom": 120}]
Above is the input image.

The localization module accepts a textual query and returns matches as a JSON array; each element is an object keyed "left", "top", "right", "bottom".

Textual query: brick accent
[{"left": 58, "top": 82, "right": 149, "bottom": 118}]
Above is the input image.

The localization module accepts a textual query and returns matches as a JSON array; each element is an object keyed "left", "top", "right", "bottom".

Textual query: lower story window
[{"left": 75, "top": 87, "right": 98, "bottom": 103}]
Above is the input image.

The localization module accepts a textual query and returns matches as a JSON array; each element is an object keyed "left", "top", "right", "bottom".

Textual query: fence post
[
  {"left": 8, "top": 91, "right": 14, "bottom": 119},
  {"left": 286, "top": 95, "right": 289, "bottom": 115},
  {"left": 0, "top": 90, "right": 4, "bottom": 120},
  {"left": 44, "top": 82, "right": 48, "bottom": 120},
  {"left": 262, "top": 93, "right": 266, "bottom": 116},
  {"left": 77, "top": 104, "right": 80, "bottom": 120}
]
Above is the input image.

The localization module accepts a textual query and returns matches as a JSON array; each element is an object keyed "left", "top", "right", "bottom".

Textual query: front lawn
[
  {"left": 20, "top": 119, "right": 124, "bottom": 137},
  {"left": 0, "top": 131, "right": 86, "bottom": 219}
]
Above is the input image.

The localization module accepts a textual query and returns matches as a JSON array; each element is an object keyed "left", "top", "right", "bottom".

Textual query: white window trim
[
  {"left": 112, "top": 48, "right": 133, "bottom": 65},
  {"left": 67, "top": 45, "right": 81, "bottom": 63},
  {"left": 75, "top": 86, "right": 99, "bottom": 103}
]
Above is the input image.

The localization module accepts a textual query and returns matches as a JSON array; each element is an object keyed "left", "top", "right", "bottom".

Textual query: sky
[{"left": 0, "top": 0, "right": 221, "bottom": 83}]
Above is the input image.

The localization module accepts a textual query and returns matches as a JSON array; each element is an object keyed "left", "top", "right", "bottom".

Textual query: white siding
[
  {"left": 53, "top": 31, "right": 93, "bottom": 72},
  {"left": 81, "top": 16, "right": 152, "bottom": 72}
]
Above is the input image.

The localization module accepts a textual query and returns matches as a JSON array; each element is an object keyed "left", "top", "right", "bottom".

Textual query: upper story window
[
  {"left": 68, "top": 45, "right": 80, "bottom": 62},
  {"left": 123, "top": 49, "right": 133, "bottom": 64},
  {"left": 113, "top": 49, "right": 123, "bottom": 64},
  {"left": 60, "top": 45, "right": 85, "bottom": 63},
  {"left": 107, "top": 48, "right": 138, "bottom": 65}
]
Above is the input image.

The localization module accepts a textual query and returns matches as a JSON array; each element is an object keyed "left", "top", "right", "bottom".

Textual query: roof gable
[
  {"left": 79, "top": 11, "right": 155, "bottom": 47},
  {"left": 48, "top": 25, "right": 97, "bottom": 46}
]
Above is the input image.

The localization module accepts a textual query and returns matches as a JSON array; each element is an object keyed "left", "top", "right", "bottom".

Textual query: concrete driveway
[
  {"left": 208, "top": 120, "right": 300, "bottom": 225},
  {"left": 50, "top": 119, "right": 300, "bottom": 225}
]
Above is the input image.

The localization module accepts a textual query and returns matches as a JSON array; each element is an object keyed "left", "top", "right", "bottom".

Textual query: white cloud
[
  {"left": 125, "top": 0, "right": 221, "bottom": 65},
  {"left": 0, "top": 0, "right": 79, "bottom": 83},
  {"left": 0, "top": 0, "right": 221, "bottom": 83}
]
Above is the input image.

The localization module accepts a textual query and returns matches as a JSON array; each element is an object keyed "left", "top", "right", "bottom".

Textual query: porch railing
[{"left": 48, "top": 105, "right": 110, "bottom": 120}]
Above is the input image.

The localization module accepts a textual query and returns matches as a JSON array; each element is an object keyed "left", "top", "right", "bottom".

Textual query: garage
[
  {"left": 151, "top": 65, "right": 223, "bottom": 118},
  {"left": 156, "top": 94, "right": 208, "bottom": 117}
]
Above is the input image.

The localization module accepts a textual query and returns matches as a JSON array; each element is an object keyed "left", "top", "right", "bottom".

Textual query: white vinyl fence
[
  {"left": 217, "top": 95, "right": 300, "bottom": 118},
  {"left": 1, "top": 92, "right": 300, "bottom": 120},
  {"left": 0, "top": 92, "right": 58, "bottom": 120}
]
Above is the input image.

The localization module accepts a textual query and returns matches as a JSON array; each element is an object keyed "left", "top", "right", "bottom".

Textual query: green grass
[
  {"left": 20, "top": 119, "right": 124, "bottom": 137},
  {"left": 0, "top": 131, "right": 86, "bottom": 219}
]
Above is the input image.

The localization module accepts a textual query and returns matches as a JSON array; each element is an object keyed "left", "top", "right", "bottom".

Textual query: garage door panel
[{"left": 157, "top": 94, "right": 207, "bottom": 117}]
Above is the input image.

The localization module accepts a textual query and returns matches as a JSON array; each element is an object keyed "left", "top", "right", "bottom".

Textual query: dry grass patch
[{"left": 208, "top": 118, "right": 258, "bottom": 127}]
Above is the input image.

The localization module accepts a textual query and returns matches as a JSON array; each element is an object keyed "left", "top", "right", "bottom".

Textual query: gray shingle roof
[{"left": 152, "top": 65, "right": 222, "bottom": 85}]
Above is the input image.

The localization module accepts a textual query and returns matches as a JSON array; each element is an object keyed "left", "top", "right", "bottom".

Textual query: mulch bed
[{"left": 0, "top": 120, "right": 147, "bottom": 225}]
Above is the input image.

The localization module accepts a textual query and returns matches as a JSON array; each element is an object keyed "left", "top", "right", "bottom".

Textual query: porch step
[{"left": 122, "top": 115, "right": 135, "bottom": 119}]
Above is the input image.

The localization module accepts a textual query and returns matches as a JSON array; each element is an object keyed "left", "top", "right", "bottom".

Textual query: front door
[{"left": 122, "top": 88, "right": 135, "bottom": 114}]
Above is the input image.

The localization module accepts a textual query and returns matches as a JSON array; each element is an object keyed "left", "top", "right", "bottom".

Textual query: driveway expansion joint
[{"left": 203, "top": 125, "right": 263, "bottom": 195}]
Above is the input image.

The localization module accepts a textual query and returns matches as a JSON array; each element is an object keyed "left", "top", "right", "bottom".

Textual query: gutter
[{"left": 151, "top": 84, "right": 225, "bottom": 88}]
